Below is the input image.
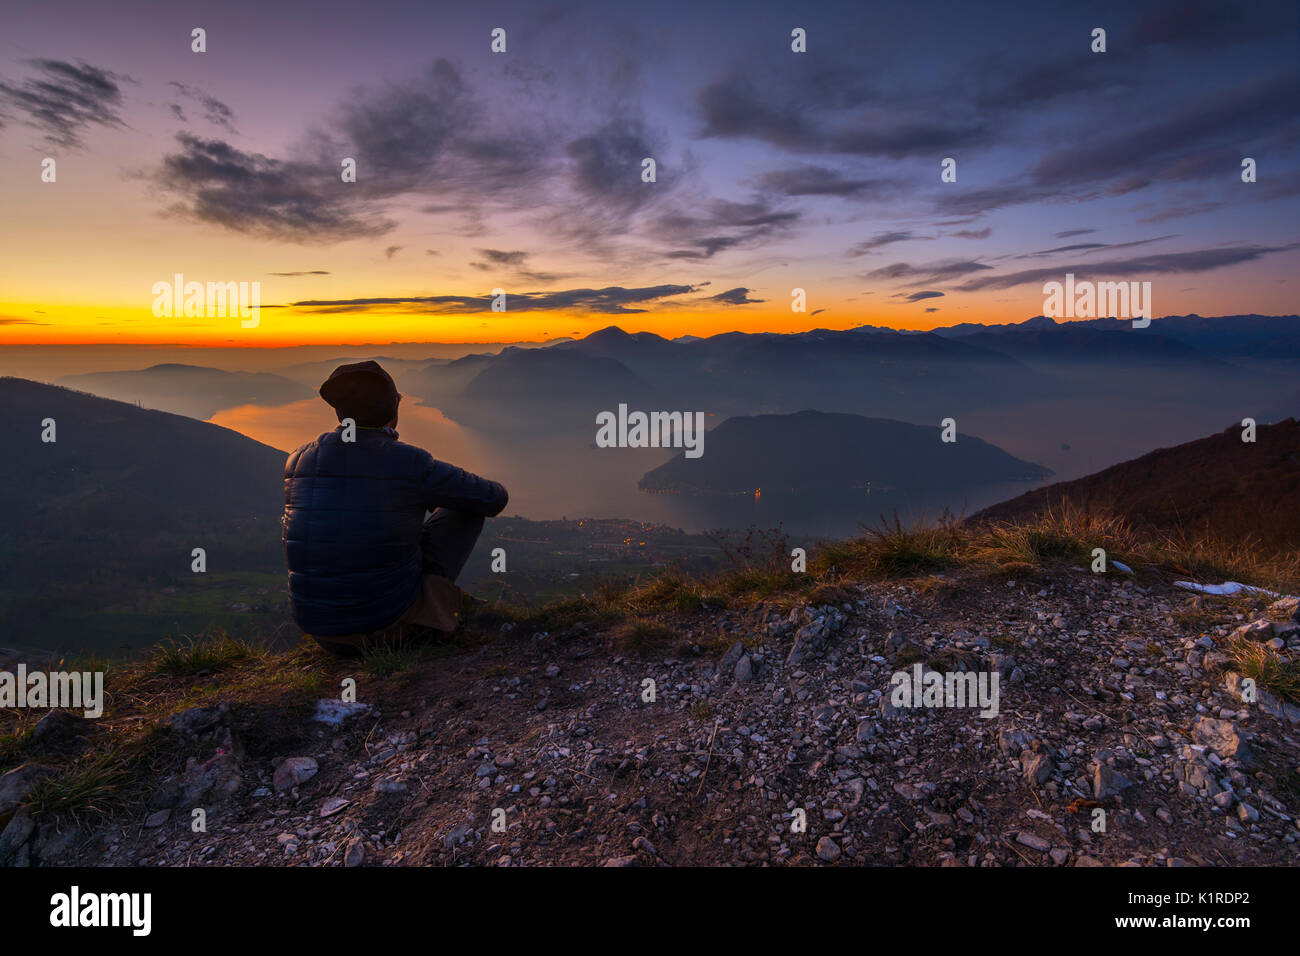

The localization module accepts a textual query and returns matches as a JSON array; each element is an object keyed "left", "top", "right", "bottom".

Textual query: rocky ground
[{"left": 3, "top": 563, "right": 1300, "bottom": 867}]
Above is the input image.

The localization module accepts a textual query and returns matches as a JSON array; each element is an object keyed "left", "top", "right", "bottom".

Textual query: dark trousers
[
  {"left": 312, "top": 509, "right": 483, "bottom": 658},
  {"left": 420, "top": 508, "right": 484, "bottom": 582}
]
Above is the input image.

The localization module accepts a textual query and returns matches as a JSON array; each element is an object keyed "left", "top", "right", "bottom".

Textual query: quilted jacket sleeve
[{"left": 418, "top": 454, "right": 509, "bottom": 517}]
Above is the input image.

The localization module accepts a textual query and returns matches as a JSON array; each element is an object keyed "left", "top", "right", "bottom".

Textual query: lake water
[{"left": 210, "top": 398, "right": 1046, "bottom": 538}]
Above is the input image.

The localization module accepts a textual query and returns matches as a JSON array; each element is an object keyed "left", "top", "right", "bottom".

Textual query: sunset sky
[{"left": 1, "top": 0, "right": 1297, "bottom": 346}]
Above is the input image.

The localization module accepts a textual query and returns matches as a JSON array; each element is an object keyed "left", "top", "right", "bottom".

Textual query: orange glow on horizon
[{"left": 0, "top": 302, "right": 1018, "bottom": 346}]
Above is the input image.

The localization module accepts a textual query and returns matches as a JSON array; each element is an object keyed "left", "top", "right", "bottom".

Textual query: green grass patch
[
  {"left": 22, "top": 748, "right": 136, "bottom": 825},
  {"left": 1153, "top": 529, "right": 1300, "bottom": 595},
  {"left": 971, "top": 502, "right": 1135, "bottom": 570},
  {"left": 816, "top": 515, "right": 962, "bottom": 579},
  {"left": 613, "top": 620, "right": 677, "bottom": 655},
  {"left": 1227, "top": 637, "right": 1300, "bottom": 704},
  {"left": 149, "top": 633, "right": 262, "bottom": 677},
  {"left": 364, "top": 645, "right": 417, "bottom": 678}
]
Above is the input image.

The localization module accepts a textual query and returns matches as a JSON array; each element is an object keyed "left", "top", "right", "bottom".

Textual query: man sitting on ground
[{"left": 282, "top": 360, "right": 508, "bottom": 656}]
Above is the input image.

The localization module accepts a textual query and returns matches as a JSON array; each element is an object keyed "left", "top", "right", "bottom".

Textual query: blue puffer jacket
[{"left": 283, "top": 425, "right": 508, "bottom": 636}]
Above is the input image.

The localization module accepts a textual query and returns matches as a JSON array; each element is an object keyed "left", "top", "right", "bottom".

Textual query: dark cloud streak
[
  {"left": 291, "top": 284, "right": 697, "bottom": 315},
  {"left": 0, "top": 59, "right": 126, "bottom": 148}
]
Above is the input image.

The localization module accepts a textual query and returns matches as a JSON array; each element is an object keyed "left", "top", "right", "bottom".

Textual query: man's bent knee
[{"left": 421, "top": 509, "right": 485, "bottom": 581}]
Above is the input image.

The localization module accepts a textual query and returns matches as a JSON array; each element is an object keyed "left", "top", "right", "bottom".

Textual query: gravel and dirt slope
[{"left": 5, "top": 561, "right": 1298, "bottom": 868}]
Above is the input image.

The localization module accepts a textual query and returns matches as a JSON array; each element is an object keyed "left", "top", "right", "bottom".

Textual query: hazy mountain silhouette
[
  {"left": 56, "top": 364, "right": 311, "bottom": 420},
  {"left": 554, "top": 326, "right": 687, "bottom": 366},
  {"left": 1073, "top": 314, "right": 1300, "bottom": 366},
  {"left": 924, "top": 315, "right": 1280, "bottom": 406},
  {"left": 958, "top": 326, "right": 1230, "bottom": 368},
  {"left": 559, "top": 324, "right": 1030, "bottom": 379},
  {"left": 638, "top": 410, "right": 1052, "bottom": 494},
  {"left": 925, "top": 315, "right": 1060, "bottom": 338},
  {"left": 406, "top": 324, "right": 1055, "bottom": 433},
  {"left": 396, "top": 353, "right": 502, "bottom": 410},
  {"left": 275, "top": 356, "right": 435, "bottom": 386},
  {"left": 934, "top": 314, "right": 1300, "bottom": 366},
  {"left": 422, "top": 346, "right": 662, "bottom": 435},
  {"left": 708, "top": 328, "right": 1041, "bottom": 414},
  {"left": 390, "top": 319, "right": 1297, "bottom": 477}
]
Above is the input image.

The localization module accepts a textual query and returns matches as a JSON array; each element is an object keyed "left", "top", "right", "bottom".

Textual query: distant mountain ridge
[
  {"left": 393, "top": 317, "right": 1298, "bottom": 482},
  {"left": 400, "top": 322, "right": 1052, "bottom": 433},
  {"left": 57, "top": 364, "right": 312, "bottom": 420},
  {"left": 956, "top": 326, "right": 1230, "bottom": 367},
  {"left": 930, "top": 314, "right": 1300, "bottom": 367},
  {"left": 2, "top": 377, "right": 287, "bottom": 519}
]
